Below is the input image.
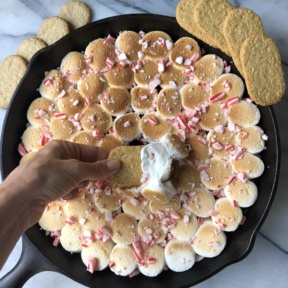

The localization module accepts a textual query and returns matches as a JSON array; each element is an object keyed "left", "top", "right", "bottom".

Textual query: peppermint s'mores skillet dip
[{"left": 13, "top": 0, "right": 284, "bottom": 284}]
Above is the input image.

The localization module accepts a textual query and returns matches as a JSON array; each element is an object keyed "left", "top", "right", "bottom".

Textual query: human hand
[{"left": 2, "top": 140, "right": 120, "bottom": 227}]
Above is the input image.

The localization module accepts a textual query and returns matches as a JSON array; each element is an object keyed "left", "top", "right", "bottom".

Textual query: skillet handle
[{"left": 0, "top": 233, "right": 62, "bottom": 288}]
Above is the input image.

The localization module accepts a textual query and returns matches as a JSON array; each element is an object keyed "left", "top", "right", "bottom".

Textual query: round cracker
[
  {"left": 37, "top": 16, "right": 70, "bottom": 46},
  {"left": 17, "top": 37, "right": 47, "bottom": 62},
  {"left": 0, "top": 55, "right": 28, "bottom": 108},
  {"left": 58, "top": 0, "right": 91, "bottom": 30}
]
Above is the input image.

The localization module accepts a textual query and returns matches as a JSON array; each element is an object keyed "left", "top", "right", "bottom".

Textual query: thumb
[{"left": 78, "top": 159, "right": 120, "bottom": 182}]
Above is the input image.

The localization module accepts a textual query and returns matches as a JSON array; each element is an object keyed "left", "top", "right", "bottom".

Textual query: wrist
[
  {"left": 0, "top": 182, "right": 30, "bottom": 231},
  {"left": 0, "top": 180, "right": 39, "bottom": 269},
  {"left": 0, "top": 171, "right": 44, "bottom": 231}
]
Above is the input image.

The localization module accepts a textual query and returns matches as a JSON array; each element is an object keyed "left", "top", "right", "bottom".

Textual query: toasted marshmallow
[
  {"left": 27, "top": 97, "right": 56, "bottom": 126},
  {"left": 39, "top": 69, "right": 68, "bottom": 101},
  {"left": 169, "top": 36, "right": 201, "bottom": 69},
  {"left": 149, "top": 196, "right": 181, "bottom": 214},
  {"left": 130, "top": 86, "right": 157, "bottom": 114},
  {"left": 141, "top": 182, "right": 175, "bottom": 204},
  {"left": 21, "top": 126, "right": 43, "bottom": 152},
  {"left": 180, "top": 82, "right": 209, "bottom": 111},
  {"left": 99, "top": 134, "right": 125, "bottom": 152},
  {"left": 236, "top": 126, "right": 265, "bottom": 154},
  {"left": 166, "top": 133, "right": 188, "bottom": 158},
  {"left": 101, "top": 87, "right": 131, "bottom": 116},
  {"left": 94, "top": 186, "right": 123, "bottom": 213},
  {"left": 141, "top": 31, "right": 172, "bottom": 60},
  {"left": 78, "top": 71, "right": 106, "bottom": 102},
  {"left": 104, "top": 61, "right": 134, "bottom": 89},
  {"left": 224, "top": 179, "right": 258, "bottom": 208},
  {"left": 170, "top": 209, "right": 198, "bottom": 241},
  {"left": 231, "top": 152, "right": 264, "bottom": 179},
  {"left": 50, "top": 118, "right": 76, "bottom": 140},
  {"left": 85, "top": 38, "right": 116, "bottom": 70},
  {"left": 111, "top": 213, "right": 137, "bottom": 245},
  {"left": 57, "top": 88, "right": 85, "bottom": 116},
  {"left": 115, "top": 30, "right": 142, "bottom": 62},
  {"left": 39, "top": 201, "right": 66, "bottom": 232},
  {"left": 81, "top": 239, "right": 115, "bottom": 271},
  {"left": 114, "top": 186, "right": 139, "bottom": 198},
  {"left": 113, "top": 112, "right": 141, "bottom": 142},
  {"left": 207, "top": 127, "right": 236, "bottom": 160},
  {"left": 210, "top": 73, "right": 245, "bottom": 103},
  {"left": 122, "top": 195, "right": 150, "bottom": 220},
  {"left": 192, "top": 221, "right": 226, "bottom": 257},
  {"left": 138, "top": 214, "right": 167, "bottom": 244},
  {"left": 83, "top": 210, "right": 110, "bottom": 233},
  {"left": 194, "top": 54, "right": 224, "bottom": 84},
  {"left": 200, "top": 158, "right": 233, "bottom": 190},
  {"left": 138, "top": 244, "right": 166, "bottom": 277},
  {"left": 70, "top": 131, "right": 97, "bottom": 145},
  {"left": 134, "top": 59, "right": 159, "bottom": 87},
  {"left": 186, "top": 187, "right": 216, "bottom": 218},
  {"left": 164, "top": 239, "right": 195, "bottom": 272},
  {"left": 157, "top": 88, "right": 182, "bottom": 118},
  {"left": 159, "top": 64, "right": 186, "bottom": 88},
  {"left": 140, "top": 112, "right": 171, "bottom": 141},
  {"left": 80, "top": 104, "right": 112, "bottom": 133},
  {"left": 211, "top": 198, "right": 243, "bottom": 232},
  {"left": 60, "top": 51, "right": 88, "bottom": 83},
  {"left": 64, "top": 190, "right": 94, "bottom": 219},
  {"left": 173, "top": 163, "right": 201, "bottom": 192},
  {"left": 199, "top": 103, "right": 228, "bottom": 131},
  {"left": 185, "top": 135, "right": 210, "bottom": 166},
  {"left": 228, "top": 100, "right": 260, "bottom": 127},
  {"left": 109, "top": 244, "right": 137, "bottom": 276},
  {"left": 60, "top": 223, "right": 83, "bottom": 253}
]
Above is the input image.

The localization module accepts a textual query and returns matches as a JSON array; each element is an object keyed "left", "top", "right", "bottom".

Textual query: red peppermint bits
[
  {"left": 212, "top": 142, "right": 224, "bottom": 151},
  {"left": 87, "top": 257, "right": 97, "bottom": 273},
  {"left": 226, "top": 97, "right": 239, "bottom": 107},
  {"left": 105, "top": 57, "right": 115, "bottom": 68},
  {"left": 176, "top": 114, "right": 188, "bottom": 129},
  {"left": 18, "top": 142, "right": 27, "bottom": 156},
  {"left": 148, "top": 117, "right": 158, "bottom": 126},
  {"left": 209, "top": 92, "right": 225, "bottom": 102}
]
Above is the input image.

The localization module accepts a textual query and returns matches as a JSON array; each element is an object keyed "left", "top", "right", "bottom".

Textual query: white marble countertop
[{"left": 0, "top": 0, "right": 288, "bottom": 287}]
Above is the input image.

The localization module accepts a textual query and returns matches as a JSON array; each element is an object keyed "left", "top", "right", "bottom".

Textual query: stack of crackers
[
  {"left": 176, "top": 0, "right": 286, "bottom": 106},
  {"left": 0, "top": 0, "right": 91, "bottom": 109}
]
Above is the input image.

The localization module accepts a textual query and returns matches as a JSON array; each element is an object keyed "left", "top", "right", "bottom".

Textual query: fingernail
[{"left": 107, "top": 159, "right": 120, "bottom": 171}]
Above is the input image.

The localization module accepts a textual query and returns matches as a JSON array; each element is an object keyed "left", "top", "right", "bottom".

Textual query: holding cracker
[{"left": 108, "top": 134, "right": 188, "bottom": 204}]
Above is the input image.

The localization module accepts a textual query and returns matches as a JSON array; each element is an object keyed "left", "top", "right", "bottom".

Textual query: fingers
[
  {"left": 40, "top": 140, "right": 109, "bottom": 162},
  {"left": 61, "top": 160, "right": 120, "bottom": 200},
  {"left": 75, "top": 159, "right": 121, "bottom": 182}
]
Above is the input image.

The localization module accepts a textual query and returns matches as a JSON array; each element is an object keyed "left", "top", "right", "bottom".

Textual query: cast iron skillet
[{"left": 0, "top": 14, "right": 280, "bottom": 288}]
